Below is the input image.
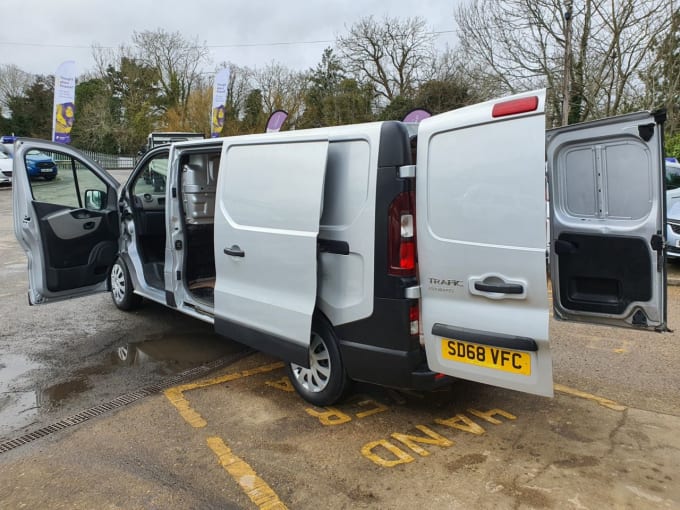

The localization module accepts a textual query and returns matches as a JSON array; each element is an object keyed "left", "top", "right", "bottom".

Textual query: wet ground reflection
[
  {"left": 0, "top": 331, "right": 241, "bottom": 438},
  {"left": 111, "top": 333, "right": 240, "bottom": 373}
]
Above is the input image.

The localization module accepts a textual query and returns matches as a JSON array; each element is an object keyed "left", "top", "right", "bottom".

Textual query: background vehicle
[
  {"left": 0, "top": 151, "right": 12, "bottom": 184},
  {"left": 5, "top": 136, "right": 58, "bottom": 181},
  {"left": 141, "top": 132, "right": 203, "bottom": 188},
  {"left": 665, "top": 159, "right": 680, "bottom": 258},
  {"left": 146, "top": 132, "right": 205, "bottom": 150},
  {"left": 25, "top": 150, "right": 58, "bottom": 180}
]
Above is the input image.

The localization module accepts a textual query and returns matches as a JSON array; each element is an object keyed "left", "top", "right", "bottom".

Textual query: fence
[{"left": 78, "top": 149, "right": 137, "bottom": 170}]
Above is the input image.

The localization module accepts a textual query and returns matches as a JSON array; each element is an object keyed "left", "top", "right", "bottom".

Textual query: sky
[{"left": 1, "top": 0, "right": 463, "bottom": 77}]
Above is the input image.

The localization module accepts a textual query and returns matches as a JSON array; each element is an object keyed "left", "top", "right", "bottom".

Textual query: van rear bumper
[
  {"left": 409, "top": 367, "right": 454, "bottom": 391},
  {"left": 338, "top": 339, "right": 453, "bottom": 391}
]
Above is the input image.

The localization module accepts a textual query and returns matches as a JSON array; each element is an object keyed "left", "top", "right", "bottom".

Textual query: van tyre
[
  {"left": 110, "top": 258, "right": 142, "bottom": 311},
  {"left": 286, "top": 316, "right": 349, "bottom": 406}
]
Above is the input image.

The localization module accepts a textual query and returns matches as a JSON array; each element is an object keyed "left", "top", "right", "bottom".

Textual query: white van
[{"left": 13, "top": 90, "right": 667, "bottom": 405}]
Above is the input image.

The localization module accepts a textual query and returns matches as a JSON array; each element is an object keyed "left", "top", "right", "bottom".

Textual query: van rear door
[
  {"left": 213, "top": 135, "right": 329, "bottom": 366},
  {"left": 547, "top": 112, "right": 666, "bottom": 330},
  {"left": 416, "top": 91, "right": 553, "bottom": 396}
]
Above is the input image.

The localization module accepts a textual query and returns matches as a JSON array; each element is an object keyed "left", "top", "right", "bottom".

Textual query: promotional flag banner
[
  {"left": 265, "top": 110, "right": 288, "bottom": 133},
  {"left": 52, "top": 60, "right": 76, "bottom": 144},
  {"left": 402, "top": 108, "right": 432, "bottom": 123},
  {"left": 211, "top": 68, "right": 230, "bottom": 138}
]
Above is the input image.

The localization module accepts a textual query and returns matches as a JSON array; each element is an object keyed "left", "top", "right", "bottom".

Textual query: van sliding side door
[
  {"left": 547, "top": 112, "right": 666, "bottom": 331},
  {"left": 416, "top": 90, "right": 553, "bottom": 396},
  {"left": 213, "top": 136, "right": 329, "bottom": 366}
]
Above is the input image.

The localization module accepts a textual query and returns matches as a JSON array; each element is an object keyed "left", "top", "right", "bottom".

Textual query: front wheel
[
  {"left": 110, "top": 258, "right": 143, "bottom": 311},
  {"left": 286, "top": 316, "right": 349, "bottom": 406}
]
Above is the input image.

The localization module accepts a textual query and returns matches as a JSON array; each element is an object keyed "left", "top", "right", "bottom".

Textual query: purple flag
[
  {"left": 402, "top": 108, "right": 432, "bottom": 123},
  {"left": 265, "top": 110, "right": 288, "bottom": 133}
]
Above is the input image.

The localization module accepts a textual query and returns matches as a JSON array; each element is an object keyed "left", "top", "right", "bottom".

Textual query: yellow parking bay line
[
  {"left": 164, "top": 363, "right": 290, "bottom": 508},
  {"left": 554, "top": 383, "right": 627, "bottom": 411},
  {"left": 164, "top": 362, "right": 285, "bottom": 428},
  {"left": 208, "top": 436, "right": 288, "bottom": 510}
]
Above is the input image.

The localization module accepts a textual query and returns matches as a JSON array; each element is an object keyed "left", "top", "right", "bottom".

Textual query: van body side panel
[
  {"left": 417, "top": 90, "right": 553, "bottom": 397},
  {"left": 317, "top": 133, "right": 378, "bottom": 326},
  {"left": 213, "top": 135, "right": 329, "bottom": 367},
  {"left": 333, "top": 122, "right": 430, "bottom": 387}
]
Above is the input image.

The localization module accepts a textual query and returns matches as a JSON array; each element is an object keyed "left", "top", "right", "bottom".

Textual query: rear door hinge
[
  {"left": 399, "top": 165, "right": 416, "bottom": 178},
  {"left": 405, "top": 285, "right": 420, "bottom": 299},
  {"left": 175, "top": 240, "right": 183, "bottom": 250}
]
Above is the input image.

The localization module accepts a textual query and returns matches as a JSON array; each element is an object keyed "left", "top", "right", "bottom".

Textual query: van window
[{"left": 28, "top": 149, "right": 107, "bottom": 209}]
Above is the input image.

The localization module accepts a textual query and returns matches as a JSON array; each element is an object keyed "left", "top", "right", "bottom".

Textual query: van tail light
[
  {"left": 491, "top": 96, "right": 539, "bottom": 118},
  {"left": 409, "top": 304, "right": 419, "bottom": 336},
  {"left": 388, "top": 191, "right": 416, "bottom": 276}
]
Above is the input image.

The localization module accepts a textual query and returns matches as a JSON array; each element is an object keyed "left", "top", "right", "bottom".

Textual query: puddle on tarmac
[
  {"left": 42, "top": 378, "right": 91, "bottom": 404},
  {"left": 0, "top": 332, "right": 238, "bottom": 438},
  {"left": 110, "top": 332, "right": 239, "bottom": 374},
  {"left": 0, "top": 353, "right": 42, "bottom": 437}
]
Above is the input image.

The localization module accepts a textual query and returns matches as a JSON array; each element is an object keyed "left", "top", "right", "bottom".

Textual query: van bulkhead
[{"left": 13, "top": 89, "right": 667, "bottom": 406}]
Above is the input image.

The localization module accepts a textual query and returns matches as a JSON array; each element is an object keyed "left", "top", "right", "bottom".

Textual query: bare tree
[
  {"left": 252, "top": 62, "right": 308, "bottom": 128},
  {"left": 455, "top": 0, "right": 674, "bottom": 126},
  {"left": 132, "top": 29, "right": 210, "bottom": 117},
  {"left": 0, "top": 64, "right": 33, "bottom": 116},
  {"left": 643, "top": 7, "right": 680, "bottom": 134},
  {"left": 337, "top": 16, "right": 436, "bottom": 103}
]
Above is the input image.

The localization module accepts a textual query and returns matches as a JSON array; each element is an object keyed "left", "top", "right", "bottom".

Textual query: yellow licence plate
[{"left": 441, "top": 339, "right": 531, "bottom": 376}]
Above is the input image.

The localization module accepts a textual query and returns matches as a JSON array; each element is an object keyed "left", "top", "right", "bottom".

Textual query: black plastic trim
[
  {"left": 223, "top": 246, "right": 245, "bottom": 257},
  {"left": 474, "top": 282, "right": 523, "bottom": 294},
  {"left": 638, "top": 123, "right": 655, "bottom": 142},
  {"left": 318, "top": 238, "right": 349, "bottom": 255},
  {"left": 165, "top": 291, "right": 176, "bottom": 308},
  {"left": 215, "top": 317, "right": 309, "bottom": 367},
  {"left": 373, "top": 121, "right": 415, "bottom": 299},
  {"left": 432, "top": 324, "right": 538, "bottom": 352}
]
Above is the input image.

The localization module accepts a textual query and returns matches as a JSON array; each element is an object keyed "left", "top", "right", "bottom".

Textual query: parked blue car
[
  {"left": 26, "top": 150, "right": 58, "bottom": 180},
  {"left": 3, "top": 136, "right": 59, "bottom": 181}
]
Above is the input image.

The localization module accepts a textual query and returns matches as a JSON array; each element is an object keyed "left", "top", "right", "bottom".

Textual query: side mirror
[{"left": 85, "top": 189, "right": 106, "bottom": 210}]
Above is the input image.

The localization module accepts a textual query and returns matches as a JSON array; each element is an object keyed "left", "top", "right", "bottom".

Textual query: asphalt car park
[{"left": 0, "top": 174, "right": 679, "bottom": 509}]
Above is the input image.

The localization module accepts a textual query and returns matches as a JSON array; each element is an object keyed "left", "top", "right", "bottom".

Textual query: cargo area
[{"left": 180, "top": 151, "right": 221, "bottom": 305}]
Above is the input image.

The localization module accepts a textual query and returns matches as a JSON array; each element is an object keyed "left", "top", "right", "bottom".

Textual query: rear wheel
[
  {"left": 110, "top": 258, "right": 142, "bottom": 310},
  {"left": 286, "top": 316, "right": 349, "bottom": 406}
]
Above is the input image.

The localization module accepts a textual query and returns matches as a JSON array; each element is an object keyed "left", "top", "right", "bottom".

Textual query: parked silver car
[
  {"left": 0, "top": 150, "right": 12, "bottom": 184},
  {"left": 666, "top": 160, "right": 680, "bottom": 259}
]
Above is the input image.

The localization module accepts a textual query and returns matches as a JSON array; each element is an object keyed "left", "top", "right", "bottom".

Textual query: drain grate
[{"left": 0, "top": 349, "right": 255, "bottom": 455}]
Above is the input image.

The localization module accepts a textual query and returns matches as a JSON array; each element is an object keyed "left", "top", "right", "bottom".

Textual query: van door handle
[
  {"left": 83, "top": 221, "right": 96, "bottom": 230},
  {"left": 474, "top": 282, "right": 524, "bottom": 294},
  {"left": 224, "top": 245, "right": 245, "bottom": 257}
]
